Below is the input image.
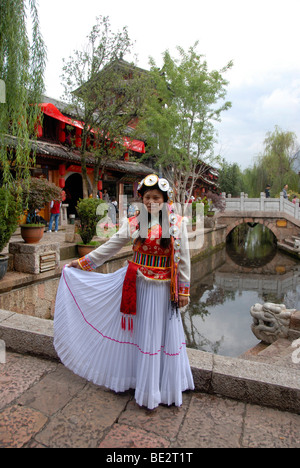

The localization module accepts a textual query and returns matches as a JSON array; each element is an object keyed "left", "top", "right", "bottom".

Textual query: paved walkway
[{"left": 1, "top": 350, "right": 300, "bottom": 449}]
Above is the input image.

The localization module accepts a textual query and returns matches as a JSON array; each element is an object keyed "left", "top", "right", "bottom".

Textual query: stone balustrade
[{"left": 222, "top": 192, "right": 300, "bottom": 221}]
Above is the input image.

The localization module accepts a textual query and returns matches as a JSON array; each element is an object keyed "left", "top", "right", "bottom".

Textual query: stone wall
[
  {"left": 0, "top": 225, "right": 227, "bottom": 320},
  {"left": 0, "top": 278, "right": 60, "bottom": 320}
]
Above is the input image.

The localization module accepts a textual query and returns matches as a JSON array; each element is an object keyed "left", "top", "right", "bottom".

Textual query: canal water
[{"left": 183, "top": 224, "right": 300, "bottom": 357}]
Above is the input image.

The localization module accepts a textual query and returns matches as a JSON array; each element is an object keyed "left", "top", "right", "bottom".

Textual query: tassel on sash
[{"left": 121, "top": 314, "right": 134, "bottom": 332}]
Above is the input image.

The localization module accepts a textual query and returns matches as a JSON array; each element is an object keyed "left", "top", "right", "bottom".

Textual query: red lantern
[
  {"left": 75, "top": 137, "right": 82, "bottom": 148},
  {"left": 59, "top": 178, "right": 65, "bottom": 189},
  {"left": 59, "top": 164, "right": 66, "bottom": 176},
  {"left": 37, "top": 125, "right": 43, "bottom": 138},
  {"left": 124, "top": 152, "right": 129, "bottom": 161}
]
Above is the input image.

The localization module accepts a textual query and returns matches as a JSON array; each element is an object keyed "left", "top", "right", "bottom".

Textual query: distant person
[
  {"left": 127, "top": 199, "right": 138, "bottom": 217},
  {"left": 26, "top": 209, "right": 47, "bottom": 226},
  {"left": 292, "top": 195, "right": 297, "bottom": 204},
  {"left": 282, "top": 184, "right": 288, "bottom": 199},
  {"left": 103, "top": 189, "right": 110, "bottom": 203},
  {"left": 265, "top": 184, "right": 271, "bottom": 198},
  {"left": 48, "top": 199, "right": 62, "bottom": 233},
  {"left": 108, "top": 196, "right": 118, "bottom": 225}
]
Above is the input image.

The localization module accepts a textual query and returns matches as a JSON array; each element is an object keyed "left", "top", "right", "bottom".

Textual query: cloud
[
  {"left": 214, "top": 69, "right": 300, "bottom": 169},
  {"left": 258, "top": 82, "right": 300, "bottom": 119}
]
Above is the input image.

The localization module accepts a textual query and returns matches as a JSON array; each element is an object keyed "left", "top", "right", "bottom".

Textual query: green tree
[
  {"left": 218, "top": 160, "right": 243, "bottom": 196},
  {"left": 242, "top": 126, "right": 300, "bottom": 197},
  {"left": 242, "top": 163, "right": 269, "bottom": 197},
  {"left": 139, "top": 43, "right": 233, "bottom": 204},
  {"left": 61, "top": 16, "right": 150, "bottom": 198},
  {"left": 261, "top": 125, "right": 299, "bottom": 195},
  {"left": 0, "top": 0, "right": 46, "bottom": 198}
]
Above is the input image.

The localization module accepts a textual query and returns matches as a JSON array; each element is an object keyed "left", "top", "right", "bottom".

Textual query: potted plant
[
  {"left": 20, "top": 177, "right": 62, "bottom": 244},
  {"left": 76, "top": 197, "right": 106, "bottom": 257},
  {"left": 0, "top": 188, "right": 19, "bottom": 280}
]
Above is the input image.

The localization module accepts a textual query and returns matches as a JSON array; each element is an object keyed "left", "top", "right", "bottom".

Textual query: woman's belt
[
  {"left": 132, "top": 251, "right": 171, "bottom": 268},
  {"left": 120, "top": 254, "right": 172, "bottom": 330}
]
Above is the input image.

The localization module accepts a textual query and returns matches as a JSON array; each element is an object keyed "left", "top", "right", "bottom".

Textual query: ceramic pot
[
  {"left": 77, "top": 244, "right": 99, "bottom": 257},
  {"left": 0, "top": 254, "right": 9, "bottom": 280}
]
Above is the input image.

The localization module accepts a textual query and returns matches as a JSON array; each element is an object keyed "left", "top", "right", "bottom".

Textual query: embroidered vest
[
  {"left": 120, "top": 215, "right": 183, "bottom": 329},
  {"left": 130, "top": 216, "right": 172, "bottom": 281}
]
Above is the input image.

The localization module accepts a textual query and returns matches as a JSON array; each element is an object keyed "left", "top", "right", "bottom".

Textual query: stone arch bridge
[{"left": 216, "top": 192, "right": 300, "bottom": 255}]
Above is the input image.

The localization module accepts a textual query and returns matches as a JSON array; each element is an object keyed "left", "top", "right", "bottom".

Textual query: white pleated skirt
[{"left": 54, "top": 265, "right": 194, "bottom": 410}]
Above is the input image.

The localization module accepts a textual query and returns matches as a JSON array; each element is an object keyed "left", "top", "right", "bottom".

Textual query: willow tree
[
  {"left": 0, "top": 0, "right": 46, "bottom": 203},
  {"left": 243, "top": 126, "right": 300, "bottom": 197}
]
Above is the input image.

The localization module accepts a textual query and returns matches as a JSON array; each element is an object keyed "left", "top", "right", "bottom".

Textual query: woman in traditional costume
[{"left": 54, "top": 174, "right": 194, "bottom": 409}]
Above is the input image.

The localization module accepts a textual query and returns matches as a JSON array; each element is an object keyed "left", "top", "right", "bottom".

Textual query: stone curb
[{"left": 1, "top": 309, "right": 300, "bottom": 414}]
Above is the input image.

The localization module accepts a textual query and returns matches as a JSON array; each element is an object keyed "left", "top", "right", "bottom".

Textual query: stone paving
[{"left": 1, "top": 351, "right": 300, "bottom": 449}]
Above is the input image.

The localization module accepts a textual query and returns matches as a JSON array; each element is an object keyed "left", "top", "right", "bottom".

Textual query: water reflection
[
  {"left": 227, "top": 223, "right": 277, "bottom": 267},
  {"left": 183, "top": 224, "right": 300, "bottom": 357}
]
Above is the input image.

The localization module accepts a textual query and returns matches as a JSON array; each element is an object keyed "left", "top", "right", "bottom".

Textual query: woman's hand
[
  {"left": 178, "top": 296, "right": 189, "bottom": 308},
  {"left": 67, "top": 260, "right": 81, "bottom": 269}
]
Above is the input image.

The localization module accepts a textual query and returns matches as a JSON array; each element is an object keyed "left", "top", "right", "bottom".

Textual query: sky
[{"left": 37, "top": 0, "right": 300, "bottom": 170}]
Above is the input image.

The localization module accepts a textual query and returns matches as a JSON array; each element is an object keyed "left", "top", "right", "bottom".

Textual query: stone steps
[
  {"left": 277, "top": 235, "right": 300, "bottom": 258},
  {"left": 239, "top": 338, "right": 300, "bottom": 369}
]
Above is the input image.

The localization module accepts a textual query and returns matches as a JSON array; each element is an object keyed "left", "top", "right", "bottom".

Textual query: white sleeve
[
  {"left": 78, "top": 218, "right": 131, "bottom": 270},
  {"left": 178, "top": 217, "right": 191, "bottom": 296}
]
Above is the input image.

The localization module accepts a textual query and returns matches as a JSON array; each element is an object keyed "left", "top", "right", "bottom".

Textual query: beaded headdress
[{"left": 137, "top": 174, "right": 174, "bottom": 202}]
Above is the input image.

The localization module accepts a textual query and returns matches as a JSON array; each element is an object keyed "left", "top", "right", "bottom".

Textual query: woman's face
[{"left": 142, "top": 189, "right": 164, "bottom": 214}]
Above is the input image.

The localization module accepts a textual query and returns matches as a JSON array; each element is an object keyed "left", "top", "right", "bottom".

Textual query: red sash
[{"left": 120, "top": 261, "right": 139, "bottom": 331}]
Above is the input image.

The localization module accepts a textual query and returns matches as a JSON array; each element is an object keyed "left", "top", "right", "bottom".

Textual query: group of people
[{"left": 265, "top": 183, "right": 298, "bottom": 202}]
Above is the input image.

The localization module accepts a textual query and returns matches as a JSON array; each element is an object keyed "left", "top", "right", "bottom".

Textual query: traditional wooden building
[
  {"left": 23, "top": 95, "right": 154, "bottom": 221},
  {"left": 192, "top": 165, "right": 220, "bottom": 199}
]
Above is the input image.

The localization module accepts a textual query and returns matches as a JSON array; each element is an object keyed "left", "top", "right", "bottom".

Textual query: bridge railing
[{"left": 221, "top": 192, "right": 300, "bottom": 221}]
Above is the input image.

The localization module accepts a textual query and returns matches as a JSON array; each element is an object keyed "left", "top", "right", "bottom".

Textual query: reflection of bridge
[
  {"left": 215, "top": 250, "right": 300, "bottom": 297},
  {"left": 216, "top": 192, "right": 300, "bottom": 254},
  {"left": 215, "top": 270, "right": 300, "bottom": 298}
]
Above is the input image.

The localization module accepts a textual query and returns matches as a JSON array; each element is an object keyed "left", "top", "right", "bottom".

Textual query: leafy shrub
[
  {"left": 206, "top": 191, "right": 226, "bottom": 212},
  {"left": 76, "top": 198, "right": 106, "bottom": 245},
  {"left": 21, "top": 177, "right": 62, "bottom": 224}
]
